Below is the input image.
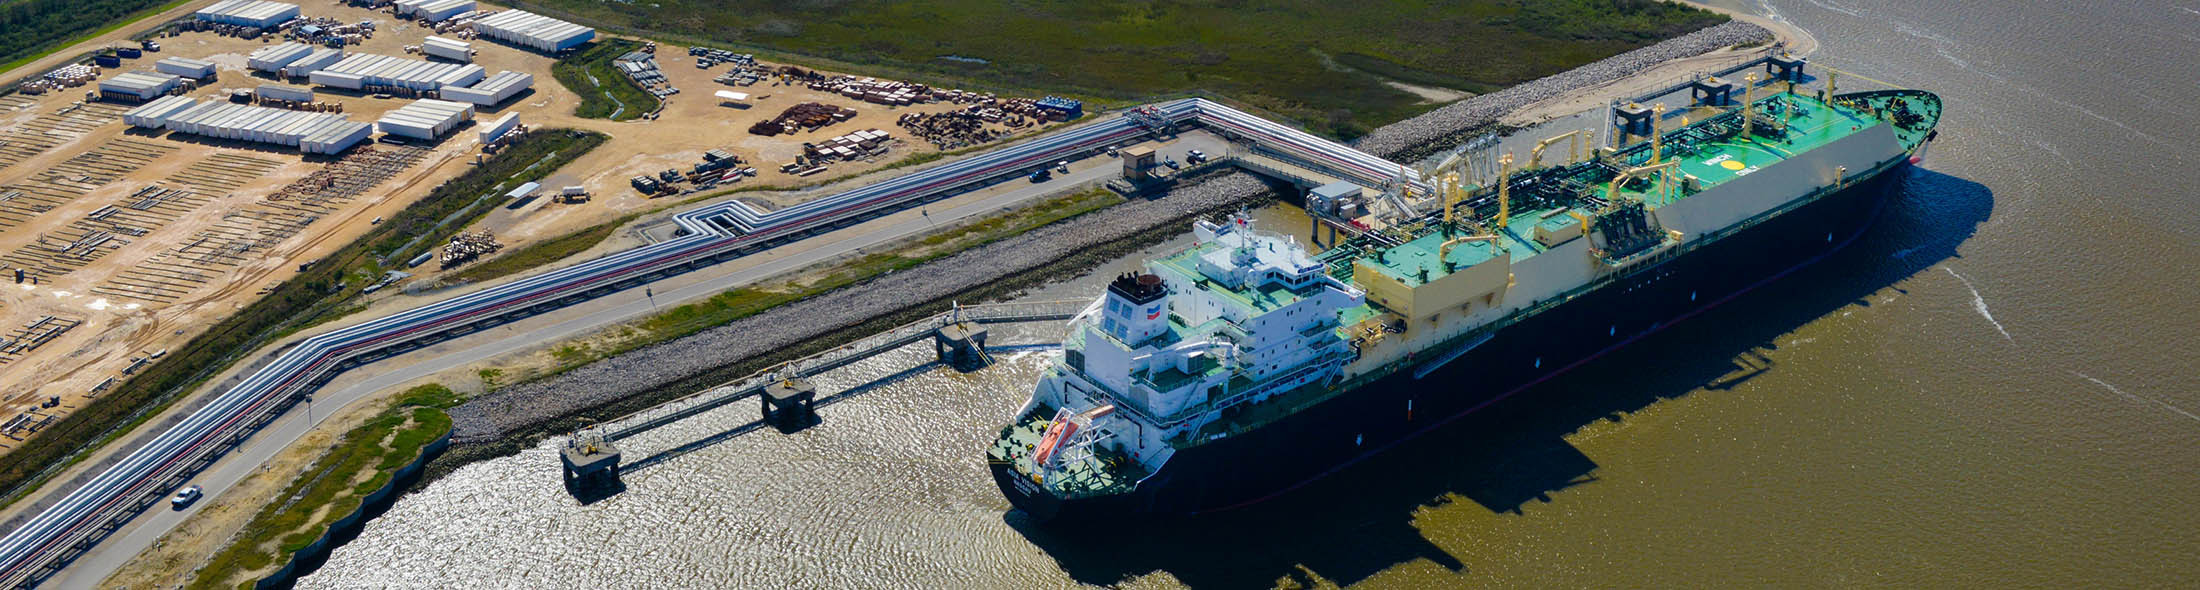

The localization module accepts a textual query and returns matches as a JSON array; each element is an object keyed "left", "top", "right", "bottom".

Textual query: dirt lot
[{"left": 0, "top": 0, "right": 1047, "bottom": 453}]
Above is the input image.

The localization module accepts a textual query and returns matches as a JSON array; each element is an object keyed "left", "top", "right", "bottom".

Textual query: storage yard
[
  {"left": 0, "top": 0, "right": 1814, "bottom": 584},
  {"left": 0, "top": 0, "right": 1078, "bottom": 453}
]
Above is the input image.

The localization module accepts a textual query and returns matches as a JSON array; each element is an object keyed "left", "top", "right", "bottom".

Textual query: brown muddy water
[{"left": 301, "top": 1, "right": 2199, "bottom": 587}]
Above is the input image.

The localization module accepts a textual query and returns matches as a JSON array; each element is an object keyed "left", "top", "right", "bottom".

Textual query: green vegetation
[
  {"left": 375, "top": 130, "right": 609, "bottom": 265},
  {"left": 444, "top": 126, "right": 1068, "bottom": 287},
  {"left": 528, "top": 187, "right": 1124, "bottom": 377},
  {"left": 0, "top": 130, "right": 604, "bottom": 513},
  {"left": 0, "top": 0, "right": 185, "bottom": 78},
  {"left": 447, "top": 213, "right": 630, "bottom": 284},
  {"left": 526, "top": 0, "right": 1723, "bottom": 138},
  {"left": 189, "top": 384, "right": 461, "bottom": 590},
  {"left": 550, "top": 38, "right": 660, "bottom": 121}
]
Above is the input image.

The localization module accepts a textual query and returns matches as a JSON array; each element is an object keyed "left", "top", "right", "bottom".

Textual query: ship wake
[
  {"left": 1943, "top": 267, "right": 2012, "bottom": 342},
  {"left": 2074, "top": 371, "right": 2200, "bottom": 425}
]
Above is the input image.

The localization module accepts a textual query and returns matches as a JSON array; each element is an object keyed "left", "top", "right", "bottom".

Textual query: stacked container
[
  {"left": 377, "top": 98, "right": 474, "bottom": 140},
  {"left": 469, "top": 10, "right": 594, "bottom": 53}
]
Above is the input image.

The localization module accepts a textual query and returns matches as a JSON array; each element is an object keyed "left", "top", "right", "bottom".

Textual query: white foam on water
[
  {"left": 2075, "top": 371, "right": 2200, "bottom": 424},
  {"left": 1801, "top": 0, "right": 1865, "bottom": 18},
  {"left": 1944, "top": 267, "right": 2012, "bottom": 342}
]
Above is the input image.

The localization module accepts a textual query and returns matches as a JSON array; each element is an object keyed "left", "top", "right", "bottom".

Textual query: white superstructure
[{"left": 1028, "top": 216, "right": 1362, "bottom": 471}]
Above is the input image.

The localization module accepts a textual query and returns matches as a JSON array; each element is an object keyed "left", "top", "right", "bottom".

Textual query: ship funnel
[{"left": 1103, "top": 273, "right": 1171, "bottom": 346}]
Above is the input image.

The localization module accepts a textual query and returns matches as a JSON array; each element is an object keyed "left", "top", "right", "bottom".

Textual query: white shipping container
[
  {"left": 310, "top": 70, "right": 365, "bottom": 90},
  {"left": 257, "top": 83, "right": 313, "bottom": 103},
  {"left": 248, "top": 42, "right": 312, "bottom": 73},
  {"left": 422, "top": 36, "right": 473, "bottom": 62},
  {"left": 478, "top": 111, "right": 518, "bottom": 142},
  {"left": 286, "top": 49, "right": 344, "bottom": 76},
  {"left": 155, "top": 57, "right": 217, "bottom": 80}
]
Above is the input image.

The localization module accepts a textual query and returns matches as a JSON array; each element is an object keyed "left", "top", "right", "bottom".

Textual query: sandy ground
[{"left": 0, "top": 0, "right": 1043, "bottom": 455}]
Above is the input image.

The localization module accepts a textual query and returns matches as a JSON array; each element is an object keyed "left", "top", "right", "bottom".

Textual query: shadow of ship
[{"left": 1012, "top": 166, "right": 1993, "bottom": 589}]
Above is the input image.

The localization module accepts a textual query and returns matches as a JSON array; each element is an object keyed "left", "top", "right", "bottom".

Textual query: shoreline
[
  {"left": 444, "top": 16, "right": 1793, "bottom": 453},
  {"left": 25, "top": 4, "right": 1812, "bottom": 585}
]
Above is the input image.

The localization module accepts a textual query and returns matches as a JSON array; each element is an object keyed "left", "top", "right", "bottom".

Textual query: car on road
[
  {"left": 1187, "top": 149, "right": 1206, "bottom": 163},
  {"left": 170, "top": 486, "right": 201, "bottom": 510},
  {"left": 1030, "top": 170, "right": 1051, "bottom": 182}
]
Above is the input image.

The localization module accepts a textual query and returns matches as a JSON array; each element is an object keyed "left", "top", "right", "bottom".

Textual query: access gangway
[{"left": 583, "top": 299, "right": 1090, "bottom": 443}]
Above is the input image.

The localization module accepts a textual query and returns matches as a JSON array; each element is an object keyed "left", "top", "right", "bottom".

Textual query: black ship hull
[{"left": 994, "top": 160, "right": 1912, "bottom": 522}]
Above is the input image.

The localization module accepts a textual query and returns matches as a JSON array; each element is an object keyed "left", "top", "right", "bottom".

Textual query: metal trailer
[
  {"left": 194, "top": 0, "right": 300, "bottom": 28},
  {"left": 284, "top": 48, "right": 344, "bottom": 77},
  {"left": 248, "top": 42, "right": 312, "bottom": 72},
  {"left": 257, "top": 83, "right": 314, "bottom": 103},
  {"left": 310, "top": 70, "right": 365, "bottom": 90},
  {"left": 478, "top": 111, "right": 519, "bottom": 142},
  {"left": 422, "top": 36, "right": 474, "bottom": 62},
  {"left": 123, "top": 96, "right": 199, "bottom": 127}
]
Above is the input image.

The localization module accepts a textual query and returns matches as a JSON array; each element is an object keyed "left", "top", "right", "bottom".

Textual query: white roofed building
[{"left": 194, "top": 0, "right": 300, "bottom": 28}]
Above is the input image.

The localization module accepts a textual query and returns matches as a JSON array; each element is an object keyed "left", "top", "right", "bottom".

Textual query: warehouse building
[
  {"left": 377, "top": 98, "right": 473, "bottom": 140},
  {"left": 439, "top": 70, "right": 531, "bottom": 106},
  {"left": 282, "top": 48, "right": 344, "bottom": 78},
  {"left": 143, "top": 100, "right": 372, "bottom": 154},
  {"left": 395, "top": 0, "right": 475, "bottom": 22},
  {"left": 248, "top": 42, "right": 313, "bottom": 73},
  {"left": 193, "top": 0, "right": 300, "bottom": 28},
  {"left": 470, "top": 10, "right": 594, "bottom": 54},
  {"left": 99, "top": 71, "right": 183, "bottom": 102},
  {"left": 421, "top": 36, "right": 474, "bottom": 63},
  {"left": 310, "top": 53, "right": 484, "bottom": 91},
  {"left": 478, "top": 111, "right": 519, "bottom": 143},
  {"left": 154, "top": 57, "right": 218, "bottom": 81}
]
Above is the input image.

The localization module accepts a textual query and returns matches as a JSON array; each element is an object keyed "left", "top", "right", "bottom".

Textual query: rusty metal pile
[
  {"left": 748, "top": 102, "right": 856, "bottom": 136},
  {"left": 895, "top": 108, "right": 1012, "bottom": 149}
]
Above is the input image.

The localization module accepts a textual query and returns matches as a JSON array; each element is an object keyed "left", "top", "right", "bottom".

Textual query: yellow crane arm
[{"left": 1603, "top": 160, "right": 1681, "bottom": 207}]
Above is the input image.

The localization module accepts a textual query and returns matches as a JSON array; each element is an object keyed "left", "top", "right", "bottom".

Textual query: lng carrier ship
[{"left": 989, "top": 58, "right": 1941, "bottom": 521}]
